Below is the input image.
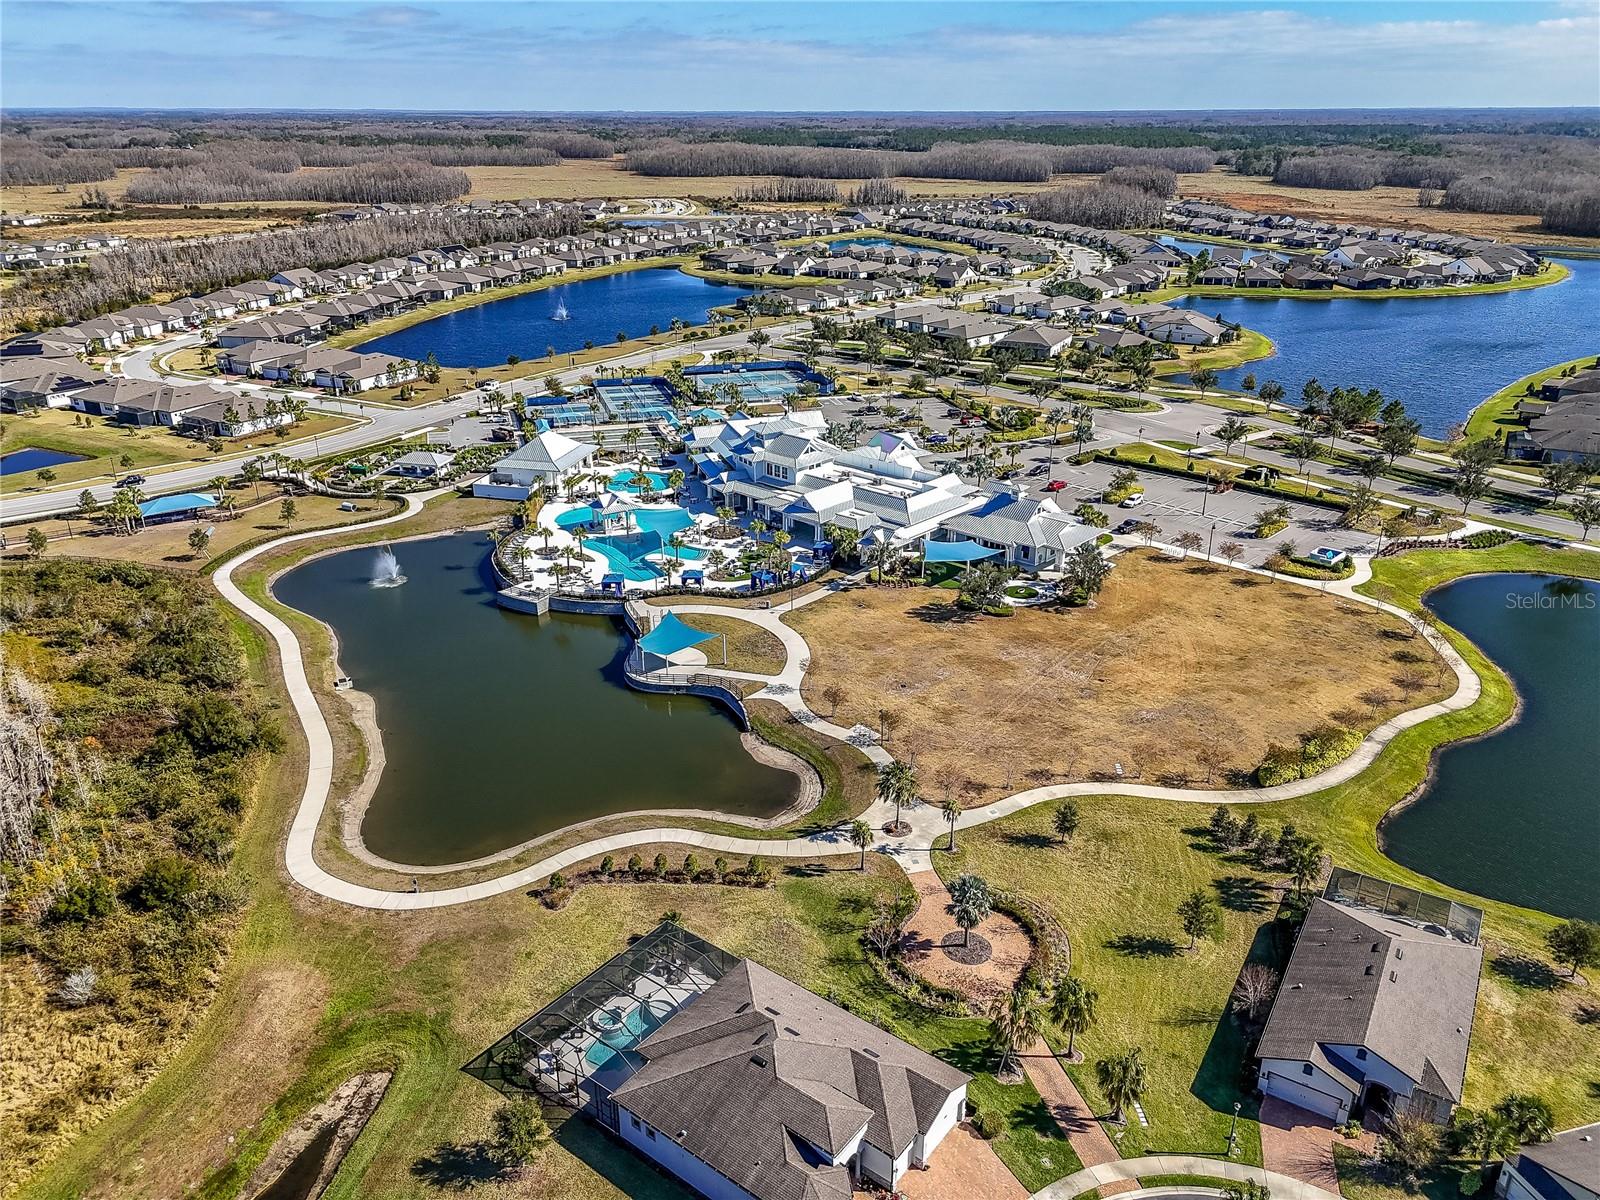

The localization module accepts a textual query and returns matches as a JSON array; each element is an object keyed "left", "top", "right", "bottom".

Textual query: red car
[{"left": 1043, "top": 479, "right": 1068, "bottom": 492}]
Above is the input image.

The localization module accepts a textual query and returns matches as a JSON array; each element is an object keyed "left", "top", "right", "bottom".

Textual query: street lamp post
[
  {"left": 1228, "top": 1101, "right": 1241, "bottom": 1157},
  {"left": 1208, "top": 522, "right": 1218, "bottom": 561}
]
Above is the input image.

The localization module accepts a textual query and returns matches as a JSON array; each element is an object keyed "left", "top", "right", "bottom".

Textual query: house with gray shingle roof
[
  {"left": 612, "top": 958, "right": 969, "bottom": 1199},
  {"left": 1256, "top": 884, "right": 1483, "bottom": 1125},
  {"left": 1497, "top": 1123, "right": 1600, "bottom": 1200}
]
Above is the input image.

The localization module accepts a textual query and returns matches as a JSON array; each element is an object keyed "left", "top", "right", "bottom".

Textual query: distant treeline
[
  {"left": 7, "top": 208, "right": 581, "bottom": 331},
  {"left": 124, "top": 160, "right": 472, "bottom": 205},
  {"left": 1256, "top": 136, "right": 1600, "bottom": 233},
  {"left": 625, "top": 141, "right": 1215, "bottom": 183}
]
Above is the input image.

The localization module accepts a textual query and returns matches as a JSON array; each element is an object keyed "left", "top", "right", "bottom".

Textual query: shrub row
[{"left": 1255, "top": 724, "right": 1363, "bottom": 787}]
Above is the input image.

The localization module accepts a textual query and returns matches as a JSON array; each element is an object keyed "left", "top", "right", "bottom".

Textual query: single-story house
[
  {"left": 611, "top": 955, "right": 970, "bottom": 1198},
  {"left": 1496, "top": 1123, "right": 1599, "bottom": 1200},
  {"left": 994, "top": 325, "right": 1075, "bottom": 360},
  {"left": 1256, "top": 879, "right": 1483, "bottom": 1126}
]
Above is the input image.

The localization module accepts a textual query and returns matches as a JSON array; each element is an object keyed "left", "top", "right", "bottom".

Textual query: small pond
[
  {"left": 1381, "top": 573, "right": 1599, "bottom": 919},
  {"left": 0, "top": 447, "right": 89, "bottom": 476},
  {"left": 354, "top": 266, "right": 756, "bottom": 368},
  {"left": 272, "top": 531, "right": 798, "bottom": 866}
]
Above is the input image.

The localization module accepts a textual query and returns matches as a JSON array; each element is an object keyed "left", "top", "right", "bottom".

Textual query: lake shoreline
[{"left": 269, "top": 529, "right": 818, "bottom": 872}]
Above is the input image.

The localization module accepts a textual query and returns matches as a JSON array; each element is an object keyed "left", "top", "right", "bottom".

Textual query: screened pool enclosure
[{"left": 462, "top": 922, "right": 738, "bottom": 1121}]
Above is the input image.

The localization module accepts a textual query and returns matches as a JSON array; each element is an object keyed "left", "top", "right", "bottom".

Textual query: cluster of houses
[
  {"left": 1508, "top": 366, "right": 1600, "bottom": 464},
  {"left": 1164, "top": 199, "right": 1542, "bottom": 288},
  {"left": 0, "top": 232, "right": 128, "bottom": 270},
  {"left": 0, "top": 362, "right": 296, "bottom": 438}
]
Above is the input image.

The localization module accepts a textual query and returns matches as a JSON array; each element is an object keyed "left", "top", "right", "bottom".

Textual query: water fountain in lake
[
  {"left": 371, "top": 545, "right": 406, "bottom": 588},
  {"left": 551, "top": 298, "right": 570, "bottom": 321}
]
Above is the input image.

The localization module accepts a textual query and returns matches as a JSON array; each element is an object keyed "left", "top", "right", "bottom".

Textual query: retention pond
[
  {"left": 354, "top": 266, "right": 756, "bottom": 368},
  {"left": 272, "top": 530, "right": 799, "bottom": 866},
  {"left": 1381, "top": 572, "right": 1599, "bottom": 919}
]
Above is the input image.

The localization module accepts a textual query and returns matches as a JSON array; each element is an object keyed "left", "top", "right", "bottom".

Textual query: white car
[{"left": 1119, "top": 493, "right": 1146, "bottom": 508}]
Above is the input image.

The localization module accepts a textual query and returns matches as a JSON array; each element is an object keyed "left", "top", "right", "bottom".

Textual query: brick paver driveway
[
  {"left": 897, "top": 1121, "right": 1028, "bottom": 1200},
  {"left": 1260, "top": 1097, "right": 1344, "bottom": 1194}
]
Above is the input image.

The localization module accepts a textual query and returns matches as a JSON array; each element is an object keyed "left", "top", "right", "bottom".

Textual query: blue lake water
[
  {"left": 0, "top": 447, "right": 89, "bottom": 476},
  {"left": 356, "top": 266, "right": 756, "bottom": 368},
  {"left": 1167, "top": 248, "right": 1600, "bottom": 437},
  {"left": 1382, "top": 573, "right": 1599, "bottom": 919}
]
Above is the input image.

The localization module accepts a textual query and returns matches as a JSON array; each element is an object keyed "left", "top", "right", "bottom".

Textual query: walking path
[
  {"left": 212, "top": 507, "right": 1479, "bottom": 911},
  {"left": 1031, "top": 1154, "right": 1341, "bottom": 1200},
  {"left": 1021, "top": 1043, "right": 1138, "bottom": 1197}
]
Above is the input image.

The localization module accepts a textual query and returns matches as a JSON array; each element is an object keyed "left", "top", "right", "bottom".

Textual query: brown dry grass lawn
[
  {"left": 787, "top": 550, "right": 1452, "bottom": 799},
  {"left": 669, "top": 612, "right": 788, "bottom": 675}
]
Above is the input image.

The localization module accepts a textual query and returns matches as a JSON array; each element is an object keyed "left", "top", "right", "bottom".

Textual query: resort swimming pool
[
  {"left": 591, "top": 528, "right": 703, "bottom": 583},
  {"left": 609, "top": 470, "right": 669, "bottom": 493}
]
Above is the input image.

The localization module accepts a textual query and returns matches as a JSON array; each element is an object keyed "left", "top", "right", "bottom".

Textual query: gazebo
[{"left": 635, "top": 612, "right": 724, "bottom": 671}]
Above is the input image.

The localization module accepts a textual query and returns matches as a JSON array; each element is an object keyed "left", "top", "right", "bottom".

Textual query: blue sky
[{"left": 3, "top": 1, "right": 1597, "bottom": 111}]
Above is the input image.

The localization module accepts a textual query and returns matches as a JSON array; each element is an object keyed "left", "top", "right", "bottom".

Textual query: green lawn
[
  {"left": 936, "top": 798, "right": 1271, "bottom": 1166},
  {"left": 1154, "top": 329, "right": 1277, "bottom": 377},
  {"left": 1463, "top": 355, "right": 1600, "bottom": 443}
]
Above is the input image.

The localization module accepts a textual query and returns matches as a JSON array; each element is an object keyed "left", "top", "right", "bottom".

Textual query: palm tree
[
  {"left": 876, "top": 760, "right": 919, "bottom": 830},
  {"left": 1095, "top": 1047, "right": 1148, "bottom": 1125},
  {"left": 1048, "top": 975, "right": 1098, "bottom": 1063},
  {"left": 1493, "top": 1094, "right": 1555, "bottom": 1145},
  {"left": 989, "top": 986, "right": 1043, "bottom": 1077},
  {"left": 940, "top": 792, "right": 962, "bottom": 852},
  {"left": 1456, "top": 1109, "right": 1519, "bottom": 1171},
  {"left": 849, "top": 819, "right": 873, "bottom": 870}
]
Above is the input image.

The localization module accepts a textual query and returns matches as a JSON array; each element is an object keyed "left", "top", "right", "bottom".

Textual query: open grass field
[
  {"left": 1152, "top": 329, "right": 1275, "bottom": 377},
  {"left": 932, "top": 541, "right": 1600, "bottom": 1171},
  {"left": 2, "top": 492, "right": 401, "bottom": 572},
  {"left": 0, "top": 408, "right": 356, "bottom": 495},
  {"left": 787, "top": 550, "right": 1451, "bottom": 800},
  {"left": 0, "top": 170, "right": 331, "bottom": 240},
  {"left": 1174, "top": 169, "right": 1600, "bottom": 250}
]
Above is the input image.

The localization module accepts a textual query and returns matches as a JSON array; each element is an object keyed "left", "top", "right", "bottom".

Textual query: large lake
[
  {"left": 1382, "top": 573, "right": 1599, "bottom": 919},
  {"left": 273, "top": 531, "right": 797, "bottom": 866},
  {"left": 356, "top": 266, "right": 756, "bottom": 368},
  {"left": 1162, "top": 241, "right": 1600, "bottom": 437}
]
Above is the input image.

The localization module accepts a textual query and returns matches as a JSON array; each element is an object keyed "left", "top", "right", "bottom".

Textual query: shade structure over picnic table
[
  {"left": 636, "top": 612, "right": 718, "bottom": 659},
  {"left": 922, "top": 538, "right": 1002, "bottom": 563}
]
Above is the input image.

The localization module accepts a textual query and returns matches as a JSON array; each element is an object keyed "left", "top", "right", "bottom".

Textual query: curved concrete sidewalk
[
  {"left": 214, "top": 510, "right": 1481, "bottom": 911},
  {"left": 1032, "top": 1153, "right": 1339, "bottom": 1200}
]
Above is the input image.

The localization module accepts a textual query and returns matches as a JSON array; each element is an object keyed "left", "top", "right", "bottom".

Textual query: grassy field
[
  {"left": 3, "top": 491, "right": 401, "bottom": 570},
  {"left": 938, "top": 794, "right": 1274, "bottom": 1165},
  {"left": 929, "top": 541, "right": 1600, "bottom": 1172},
  {"left": 1153, "top": 329, "right": 1276, "bottom": 377},
  {"left": 0, "top": 408, "right": 355, "bottom": 494},
  {"left": 666, "top": 612, "right": 788, "bottom": 675},
  {"left": 1463, "top": 354, "right": 1599, "bottom": 443},
  {"left": 1175, "top": 169, "right": 1600, "bottom": 250},
  {"left": 787, "top": 549, "right": 1450, "bottom": 800}
]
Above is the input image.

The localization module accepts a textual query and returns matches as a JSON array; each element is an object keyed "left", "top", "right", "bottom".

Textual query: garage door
[{"left": 1262, "top": 1073, "right": 1348, "bottom": 1121}]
